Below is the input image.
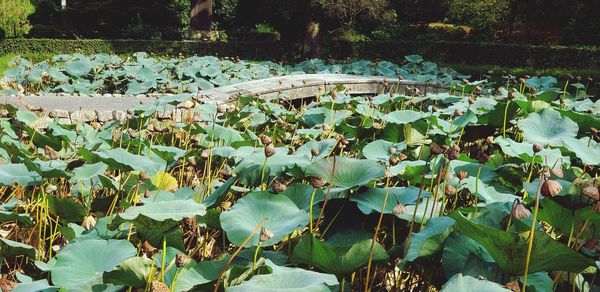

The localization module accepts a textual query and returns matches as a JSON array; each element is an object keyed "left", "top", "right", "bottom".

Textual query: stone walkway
[{"left": 1, "top": 74, "right": 447, "bottom": 123}]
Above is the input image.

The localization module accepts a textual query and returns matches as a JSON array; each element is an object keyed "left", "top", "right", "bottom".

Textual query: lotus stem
[
  {"left": 214, "top": 218, "right": 267, "bottom": 292},
  {"left": 308, "top": 188, "right": 317, "bottom": 233},
  {"left": 252, "top": 241, "right": 262, "bottom": 274},
  {"left": 474, "top": 164, "right": 482, "bottom": 212},
  {"left": 502, "top": 100, "right": 510, "bottom": 139},
  {"left": 260, "top": 157, "right": 268, "bottom": 191},
  {"left": 522, "top": 174, "right": 544, "bottom": 292},
  {"left": 364, "top": 175, "right": 390, "bottom": 292}
]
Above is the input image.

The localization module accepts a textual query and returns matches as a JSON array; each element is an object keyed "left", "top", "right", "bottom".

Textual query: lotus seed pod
[
  {"left": 445, "top": 185, "right": 457, "bottom": 196},
  {"left": 144, "top": 189, "right": 152, "bottom": 198},
  {"left": 45, "top": 184, "right": 57, "bottom": 194},
  {"left": 430, "top": 106, "right": 439, "bottom": 113},
  {"left": 82, "top": 215, "right": 97, "bottom": 231},
  {"left": 512, "top": 202, "right": 531, "bottom": 219},
  {"left": 187, "top": 156, "right": 197, "bottom": 166},
  {"left": 392, "top": 203, "right": 408, "bottom": 215},
  {"left": 456, "top": 171, "right": 468, "bottom": 181},
  {"left": 311, "top": 148, "right": 319, "bottom": 157},
  {"left": 216, "top": 106, "right": 225, "bottom": 114},
  {"left": 372, "top": 122, "right": 383, "bottom": 129},
  {"left": 259, "top": 134, "right": 272, "bottom": 145},
  {"left": 272, "top": 180, "right": 287, "bottom": 193},
  {"left": 446, "top": 145, "right": 460, "bottom": 160},
  {"left": 310, "top": 176, "right": 327, "bottom": 188},
  {"left": 175, "top": 253, "right": 192, "bottom": 268},
  {"left": 592, "top": 127, "right": 598, "bottom": 136},
  {"left": 150, "top": 281, "right": 170, "bottom": 292},
  {"left": 321, "top": 124, "right": 331, "bottom": 132},
  {"left": 200, "top": 150, "right": 210, "bottom": 160},
  {"left": 259, "top": 227, "right": 274, "bottom": 242},
  {"left": 44, "top": 145, "right": 60, "bottom": 160},
  {"left": 430, "top": 142, "right": 444, "bottom": 155},
  {"left": 139, "top": 171, "right": 149, "bottom": 182},
  {"left": 264, "top": 144, "right": 276, "bottom": 157},
  {"left": 389, "top": 156, "right": 399, "bottom": 166},
  {"left": 532, "top": 144, "right": 543, "bottom": 153},
  {"left": 583, "top": 186, "right": 600, "bottom": 200},
  {"left": 504, "top": 280, "right": 520, "bottom": 292},
  {"left": 453, "top": 109, "right": 463, "bottom": 117},
  {"left": 541, "top": 179, "right": 562, "bottom": 197},
  {"left": 388, "top": 147, "right": 396, "bottom": 155},
  {"left": 593, "top": 201, "right": 600, "bottom": 214}
]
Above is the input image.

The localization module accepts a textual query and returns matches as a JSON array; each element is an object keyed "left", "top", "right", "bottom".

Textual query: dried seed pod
[
  {"left": 468, "top": 98, "right": 474, "bottom": 105},
  {"left": 389, "top": 156, "right": 399, "bottom": 166},
  {"left": 430, "top": 106, "right": 439, "bottom": 113},
  {"left": 532, "top": 144, "right": 543, "bottom": 153},
  {"left": 321, "top": 124, "right": 331, "bottom": 132},
  {"left": 583, "top": 186, "right": 600, "bottom": 200},
  {"left": 150, "top": 281, "right": 170, "bottom": 292},
  {"left": 175, "top": 253, "right": 192, "bottom": 268},
  {"left": 259, "top": 134, "right": 272, "bottom": 145},
  {"left": 392, "top": 203, "right": 408, "bottom": 215},
  {"left": 397, "top": 153, "right": 408, "bottom": 161},
  {"left": 311, "top": 148, "right": 319, "bottom": 157},
  {"left": 453, "top": 109, "right": 464, "bottom": 117},
  {"left": 259, "top": 227, "right": 274, "bottom": 242},
  {"left": 550, "top": 167, "right": 564, "bottom": 178},
  {"left": 310, "top": 176, "right": 326, "bottom": 188},
  {"left": 44, "top": 146, "right": 60, "bottom": 160},
  {"left": 477, "top": 152, "right": 490, "bottom": 164},
  {"left": 264, "top": 144, "right": 276, "bottom": 157},
  {"left": 445, "top": 185, "right": 457, "bottom": 196},
  {"left": 541, "top": 179, "right": 562, "bottom": 197},
  {"left": 82, "top": 215, "right": 97, "bottom": 230},
  {"left": 272, "top": 180, "right": 287, "bottom": 193},
  {"left": 220, "top": 201, "right": 232, "bottom": 210},
  {"left": 505, "top": 280, "right": 521, "bottom": 292},
  {"left": 512, "top": 202, "right": 531, "bottom": 219},
  {"left": 200, "top": 150, "right": 210, "bottom": 160},
  {"left": 144, "top": 189, "right": 152, "bottom": 198},
  {"left": 486, "top": 136, "right": 495, "bottom": 144},
  {"left": 456, "top": 170, "right": 468, "bottom": 181},
  {"left": 593, "top": 201, "right": 600, "bottom": 214},
  {"left": 187, "top": 156, "right": 197, "bottom": 166},
  {"left": 388, "top": 147, "right": 396, "bottom": 155},
  {"left": 139, "top": 171, "right": 150, "bottom": 182},
  {"left": 45, "top": 184, "right": 57, "bottom": 194},
  {"left": 507, "top": 92, "right": 516, "bottom": 100},
  {"left": 446, "top": 145, "right": 460, "bottom": 160},
  {"left": 430, "top": 142, "right": 445, "bottom": 155}
]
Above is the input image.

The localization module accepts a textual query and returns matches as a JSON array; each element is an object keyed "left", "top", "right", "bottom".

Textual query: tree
[
  {"left": 0, "top": 0, "right": 35, "bottom": 38},
  {"left": 447, "top": 0, "right": 510, "bottom": 37},
  {"left": 322, "top": 0, "right": 388, "bottom": 28},
  {"left": 190, "top": 0, "right": 212, "bottom": 31}
]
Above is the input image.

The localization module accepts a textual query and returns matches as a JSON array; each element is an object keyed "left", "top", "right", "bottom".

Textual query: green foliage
[
  {"left": 447, "top": 0, "right": 510, "bottom": 36},
  {"left": 0, "top": 0, "right": 35, "bottom": 38}
]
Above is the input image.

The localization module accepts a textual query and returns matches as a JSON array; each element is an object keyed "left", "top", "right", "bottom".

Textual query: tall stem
[
  {"left": 522, "top": 174, "right": 543, "bottom": 292},
  {"left": 364, "top": 175, "right": 390, "bottom": 292}
]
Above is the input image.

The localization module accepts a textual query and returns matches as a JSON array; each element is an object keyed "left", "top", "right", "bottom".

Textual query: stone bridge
[{"left": 1, "top": 74, "right": 447, "bottom": 123}]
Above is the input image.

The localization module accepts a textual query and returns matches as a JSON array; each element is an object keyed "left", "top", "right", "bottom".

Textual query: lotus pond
[{"left": 0, "top": 55, "right": 600, "bottom": 291}]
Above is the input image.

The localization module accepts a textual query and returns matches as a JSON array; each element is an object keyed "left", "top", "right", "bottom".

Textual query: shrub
[
  {"left": 0, "top": 0, "right": 35, "bottom": 38},
  {"left": 447, "top": 0, "right": 509, "bottom": 38}
]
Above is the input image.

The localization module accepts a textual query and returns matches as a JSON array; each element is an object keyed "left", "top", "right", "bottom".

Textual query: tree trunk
[
  {"left": 190, "top": 0, "right": 212, "bottom": 31},
  {"left": 302, "top": 0, "right": 322, "bottom": 59}
]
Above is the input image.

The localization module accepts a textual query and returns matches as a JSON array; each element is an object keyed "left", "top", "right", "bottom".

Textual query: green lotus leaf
[
  {"left": 382, "top": 110, "right": 429, "bottom": 124},
  {"left": 112, "top": 199, "right": 206, "bottom": 224},
  {"left": 292, "top": 232, "right": 388, "bottom": 276},
  {"left": 173, "top": 259, "right": 225, "bottom": 291},
  {"left": 352, "top": 186, "right": 432, "bottom": 215},
  {"left": 103, "top": 256, "right": 154, "bottom": 288},
  {"left": 0, "top": 164, "right": 41, "bottom": 186},
  {"left": 12, "top": 279, "right": 57, "bottom": 292},
  {"left": 517, "top": 108, "right": 578, "bottom": 147},
  {"left": 442, "top": 232, "right": 498, "bottom": 280},
  {"left": 362, "top": 140, "right": 407, "bottom": 162},
  {"left": 64, "top": 60, "right": 92, "bottom": 77},
  {"left": 50, "top": 239, "right": 136, "bottom": 290},
  {"left": 46, "top": 195, "right": 87, "bottom": 223},
  {"left": 449, "top": 212, "right": 595, "bottom": 275},
  {"left": 441, "top": 274, "right": 509, "bottom": 292},
  {"left": 280, "top": 183, "right": 325, "bottom": 213},
  {"left": 495, "top": 137, "right": 567, "bottom": 166},
  {"left": 220, "top": 191, "right": 308, "bottom": 247},
  {"left": 92, "top": 148, "right": 166, "bottom": 176},
  {"left": 306, "top": 156, "right": 385, "bottom": 190},
  {"left": 562, "top": 137, "right": 600, "bottom": 165},
  {"left": 229, "top": 260, "right": 338, "bottom": 292},
  {"left": 0, "top": 238, "right": 36, "bottom": 258},
  {"left": 405, "top": 217, "right": 455, "bottom": 261}
]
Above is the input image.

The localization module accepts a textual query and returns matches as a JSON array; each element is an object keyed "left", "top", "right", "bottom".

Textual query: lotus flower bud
[
  {"left": 532, "top": 144, "right": 543, "bottom": 153},
  {"left": 392, "top": 203, "right": 408, "bottom": 215},
  {"left": 445, "top": 185, "right": 457, "bottom": 196},
  {"left": 541, "top": 179, "right": 562, "bottom": 197},
  {"left": 550, "top": 168, "right": 564, "bottom": 178},
  {"left": 259, "top": 227, "right": 273, "bottom": 242},
  {"left": 512, "top": 202, "right": 531, "bottom": 219},
  {"left": 82, "top": 215, "right": 97, "bottom": 230},
  {"left": 175, "top": 253, "right": 192, "bottom": 268},
  {"left": 388, "top": 147, "right": 396, "bottom": 155},
  {"left": 259, "top": 134, "right": 272, "bottom": 145},
  {"left": 310, "top": 176, "right": 326, "bottom": 188},
  {"left": 583, "top": 186, "right": 600, "bottom": 200},
  {"left": 429, "top": 142, "right": 444, "bottom": 155},
  {"left": 139, "top": 171, "right": 149, "bottom": 182},
  {"left": 389, "top": 156, "right": 399, "bottom": 166},
  {"left": 272, "top": 180, "right": 287, "bottom": 193},
  {"left": 456, "top": 171, "right": 468, "bottom": 181},
  {"left": 264, "top": 144, "right": 276, "bottom": 157}
]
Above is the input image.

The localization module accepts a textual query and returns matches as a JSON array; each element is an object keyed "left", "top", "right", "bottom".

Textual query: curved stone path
[{"left": 0, "top": 74, "right": 447, "bottom": 124}]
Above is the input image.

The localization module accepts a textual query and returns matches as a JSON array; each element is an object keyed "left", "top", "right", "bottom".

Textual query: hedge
[
  {"left": 1, "top": 38, "right": 600, "bottom": 69},
  {"left": 324, "top": 41, "right": 600, "bottom": 69},
  {"left": 0, "top": 38, "right": 296, "bottom": 60}
]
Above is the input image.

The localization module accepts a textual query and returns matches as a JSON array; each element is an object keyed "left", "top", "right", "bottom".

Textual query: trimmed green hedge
[
  {"left": 324, "top": 41, "right": 600, "bottom": 69},
  {"left": 2, "top": 38, "right": 600, "bottom": 69},
  {"left": 0, "top": 38, "right": 295, "bottom": 60}
]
